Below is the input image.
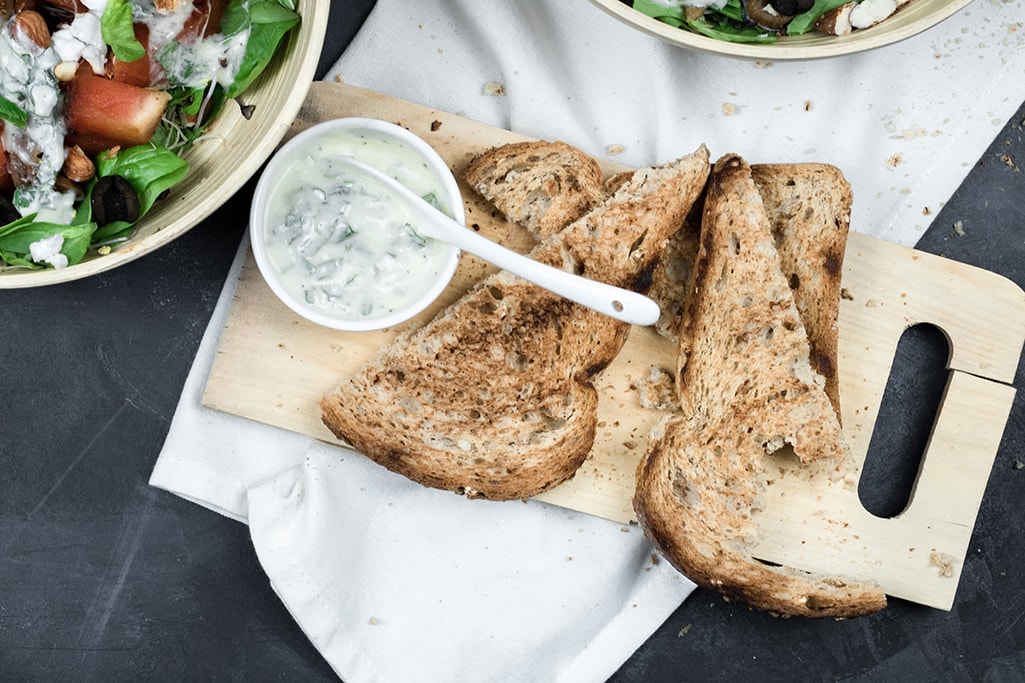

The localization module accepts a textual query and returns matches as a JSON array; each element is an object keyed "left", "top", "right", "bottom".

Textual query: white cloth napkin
[{"left": 151, "top": 1, "right": 1025, "bottom": 681}]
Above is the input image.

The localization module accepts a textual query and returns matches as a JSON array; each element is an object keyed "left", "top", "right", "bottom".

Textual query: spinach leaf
[
  {"left": 785, "top": 0, "right": 855, "bottom": 34},
  {"left": 687, "top": 17, "right": 779, "bottom": 44},
  {"left": 0, "top": 221, "right": 96, "bottom": 268},
  {"left": 631, "top": 0, "right": 685, "bottom": 26},
  {"left": 102, "top": 0, "right": 147, "bottom": 62},
  {"left": 632, "top": 0, "right": 779, "bottom": 44},
  {"left": 95, "top": 145, "right": 190, "bottom": 216},
  {"left": 0, "top": 94, "right": 28, "bottom": 128},
  {"left": 223, "top": 0, "right": 300, "bottom": 99}
]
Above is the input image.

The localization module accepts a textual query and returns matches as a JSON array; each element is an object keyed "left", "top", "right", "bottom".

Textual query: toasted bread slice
[
  {"left": 647, "top": 205, "right": 702, "bottom": 340},
  {"left": 647, "top": 163, "right": 851, "bottom": 417},
  {"left": 633, "top": 154, "right": 884, "bottom": 617},
  {"left": 752, "top": 163, "right": 851, "bottom": 417},
  {"left": 320, "top": 145, "right": 711, "bottom": 500},
  {"left": 463, "top": 140, "right": 606, "bottom": 240}
]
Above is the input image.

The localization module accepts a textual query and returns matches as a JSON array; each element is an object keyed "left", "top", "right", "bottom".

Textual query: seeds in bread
[
  {"left": 320, "top": 145, "right": 711, "bottom": 501},
  {"left": 463, "top": 140, "right": 606, "bottom": 240},
  {"left": 646, "top": 162, "right": 851, "bottom": 418},
  {"left": 752, "top": 163, "right": 851, "bottom": 417},
  {"left": 633, "top": 154, "right": 885, "bottom": 618}
]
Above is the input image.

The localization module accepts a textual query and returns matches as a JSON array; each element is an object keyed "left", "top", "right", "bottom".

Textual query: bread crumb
[
  {"left": 678, "top": 623, "right": 692, "bottom": 636},
  {"left": 632, "top": 365, "right": 680, "bottom": 412},
  {"left": 367, "top": 616, "right": 379, "bottom": 625},
  {"left": 430, "top": 120, "right": 442, "bottom": 132},
  {"left": 722, "top": 102, "right": 737, "bottom": 117},
  {"left": 607, "top": 144, "right": 625, "bottom": 155},
  {"left": 930, "top": 552, "right": 956, "bottom": 578},
  {"left": 483, "top": 81, "right": 505, "bottom": 96},
  {"left": 886, "top": 153, "right": 903, "bottom": 168},
  {"left": 952, "top": 220, "right": 966, "bottom": 237},
  {"left": 804, "top": 100, "right": 813, "bottom": 112}
]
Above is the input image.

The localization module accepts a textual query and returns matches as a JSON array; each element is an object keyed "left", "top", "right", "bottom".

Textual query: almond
[
  {"left": 53, "top": 61, "right": 79, "bottom": 83},
  {"left": 815, "top": 3, "right": 855, "bottom": 36},
  {"left": 10, "top": 10, "right": 51, "bottom": 50},
  {"left": 61, "top": 145, "right": 96, "bottom": 183}
]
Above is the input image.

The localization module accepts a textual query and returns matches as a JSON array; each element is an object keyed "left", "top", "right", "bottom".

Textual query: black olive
[
  {"left": 0, "top": 196, "right": 21, "bottom": 226},
  {"left": 91, "top": 175, "right": 140, "bottom": 226},
  {"left": 744, "top": 0, "right": 792, "bottom": 30},
  {"left": 770, "top": 0, "right": 799, "bottom": 14}
]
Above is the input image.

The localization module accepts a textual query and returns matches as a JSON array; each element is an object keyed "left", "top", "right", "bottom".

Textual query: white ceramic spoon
[{"left": 338, "top": 157, "right": 662, "bottom": 326}]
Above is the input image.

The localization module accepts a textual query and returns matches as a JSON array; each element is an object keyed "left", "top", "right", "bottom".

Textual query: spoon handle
[
  {"left": 430, "top": 223, "right": 661, "bottom": 326},
  {"left": 340, "top": 156, "right": 662, "bottom": 326}
]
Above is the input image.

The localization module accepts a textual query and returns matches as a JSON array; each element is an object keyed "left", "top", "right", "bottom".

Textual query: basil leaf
[
  {"left": 0, "top": 213, "right": 38, "bottom": 238},
  {"left": 95, "top": 145, "right": 190, "bottom": 216},
  {"left": 0, "top": 250, "right": 36, "bottom": 268},
  {"left": 224, "top": 0, "right": 300, "bottom": 99},
  {"left": 785, "top": 0, "right": 854, "bottom": 34},
  {"left": 0, "top": 221, "right": 95, "bottom": 267},
  {"left": 631, "top": 0, "right": 685, "bottom": 25},
  {"left": 0, "top": 94, "right": 28, "bottom": 128},
  {"left": 686, "top": 17, "right": 779, "bottom": 44},
  {"left": 102, "top": 0, "right": 146, "bottom": 62}
]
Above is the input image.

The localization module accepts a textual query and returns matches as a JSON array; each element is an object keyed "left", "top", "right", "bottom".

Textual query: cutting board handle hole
[{"left": 858, "top": 323, "right": 950, "bottom": 519}]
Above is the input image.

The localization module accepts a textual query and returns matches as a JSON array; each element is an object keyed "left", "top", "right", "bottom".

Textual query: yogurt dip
[{"left": 251, "top": 119, "right": 462, "bottom": 330}]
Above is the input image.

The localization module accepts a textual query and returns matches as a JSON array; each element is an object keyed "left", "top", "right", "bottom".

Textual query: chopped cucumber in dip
[{"left": 0, "top": 0, "right": 300, "bottom": 270}]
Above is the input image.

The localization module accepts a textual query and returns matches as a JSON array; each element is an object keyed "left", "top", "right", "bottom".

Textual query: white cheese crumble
[
  {"left": 29, "top": 233, "right": 68, "bottom": 269},
  {"left": 52, "top": 7, "right": 109, "bottom": 75},
  {"left": 850, "top": 0, "right": 897, "bottom": 29}
]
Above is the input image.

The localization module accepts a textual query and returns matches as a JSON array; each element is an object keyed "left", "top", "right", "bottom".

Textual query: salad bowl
[
  {"left": 0, "top": 0, "right": 329, "bottom": 288},
  {"left": 589, "top": 0, "right": 975, "bottom": 61}
]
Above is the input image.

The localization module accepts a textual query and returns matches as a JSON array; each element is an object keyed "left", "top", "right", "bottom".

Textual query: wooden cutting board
[{"left": 203, "top": 82, "right": 1025, "bottom": 610}]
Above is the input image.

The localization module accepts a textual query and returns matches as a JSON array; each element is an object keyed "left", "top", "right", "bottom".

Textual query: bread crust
[
  {"left": 320, "top": 143, "right": 710, "bottom": 500},
  {"left": 633, "top": 154, "right": 885, "bottom": 618}
]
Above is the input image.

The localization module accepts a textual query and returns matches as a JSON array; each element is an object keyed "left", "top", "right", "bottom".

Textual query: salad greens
[
  {"left": 0, "top": 94, "right": 29, "bottom": 129},
  {"left": 223, "top": 0, "right": 301, "bottom": 99},
  {"left": 630, "top": 0, "right": 864, "bottom": 43},
  {"left": 102, "top": 0, "right": 147, "bottom": 63},
  {"left": 0, "top": 0, "right": 300, "bottom": 271}
]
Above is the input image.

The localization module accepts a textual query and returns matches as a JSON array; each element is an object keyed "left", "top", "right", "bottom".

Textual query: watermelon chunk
[
  {"left": 178, "top": 0, "right": 229, "bottom": 40},
  {"left": 64, "top": 67, "right": 171, "bottom": 155},
  {"left": 108, "top": 23, "right": 164, "bottom": 88},
  {"left": 0, "top": 135, "right": 12, "bottom": 192}
]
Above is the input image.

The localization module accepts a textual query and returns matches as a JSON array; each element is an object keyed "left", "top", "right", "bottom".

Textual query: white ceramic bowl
[
  {"left": 249, "top": 117, "right": 464, "bottom": 332},
  {"left": 0, "top": 0, "right": 328, "bottom": 289},
  {"left": 588, "top": 0, "right": 975, "bottom": 61}
]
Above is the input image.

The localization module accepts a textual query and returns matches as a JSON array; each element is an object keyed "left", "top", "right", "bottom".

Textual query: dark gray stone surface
[{"left": 2, "top": 3, "right": 1023, "bottom": 680}]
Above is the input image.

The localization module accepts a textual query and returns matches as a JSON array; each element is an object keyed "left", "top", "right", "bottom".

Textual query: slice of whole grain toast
[
  {"left": 633, "top": 154, "right": 885, "bottom": 618},
  {"left": 463, "top": 140, "right": 607, "bottom": 241},
  {"left": 648, "top": 162, "right": 852, "bottom": 417},
  {"left": 320, "top": 143, "right": 710, "bottom": 500}
]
